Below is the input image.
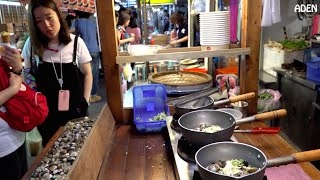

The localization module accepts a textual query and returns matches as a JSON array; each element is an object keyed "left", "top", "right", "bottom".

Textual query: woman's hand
[
  {"left": 1, "top": 45, "right": 23, "bottom": 74},
  {"left": 169, "top": 39, "right": 178, "bottom": 45},
  {"left": 128, "top": 36, "right": 135, "bottom": 43},
  {"left": 8, "top": 72, "right": 22, "bottom": 93}
]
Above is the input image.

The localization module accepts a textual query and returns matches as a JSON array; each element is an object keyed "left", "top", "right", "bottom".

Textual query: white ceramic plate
[
  {"left": 185, "top": 64, "right": 201, "bottom": 69},
  {"left": 200, "top": 28, "right": 230, "bottom": 32},
  {"left": 180, "top": 59, "right": 198, "bottom": 65},
  {"left": 200, "top": 42, "right": 230, "bottom": 46},
  {"left": 200, "top": 34, "right": 230, "bottom": 38}
]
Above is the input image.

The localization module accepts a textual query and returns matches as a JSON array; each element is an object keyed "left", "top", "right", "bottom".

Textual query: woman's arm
[
  {"left": 79, "top": 62, "right": 92, "bottom": 103},
  {"left": 0, "top": 73, "right": 22, "bottom": 106},
  {"left": 170, "top": 35, "right": 188, "bottom": 45},
  {"left": 117, "top": 30, "right": 134, "bottom": 45},
  {"left": 136, "top": 28, "right": 141, "bottom": 44}
]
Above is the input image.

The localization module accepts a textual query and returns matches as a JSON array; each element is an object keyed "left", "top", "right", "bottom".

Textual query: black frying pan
[
  {"left": 175, "top": 92, "right": 256, "bottom": 117},
  {"left": 178, "top": 109, "right": 287, "bottom": 147},
  {"left": 195, "top": 142, "right": 320, "bottom": 180}
]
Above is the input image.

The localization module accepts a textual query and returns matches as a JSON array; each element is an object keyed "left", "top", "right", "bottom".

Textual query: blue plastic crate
[
  {"left": 133, "top": 84, "right": 169, "bottom": 133},
  {"left": 307, "top": 61, "right": 320, "bottom": 83}
]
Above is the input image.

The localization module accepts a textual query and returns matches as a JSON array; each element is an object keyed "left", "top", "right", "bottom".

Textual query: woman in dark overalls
[
  {"left": 169, "top": 12, "right": 189, "bottom": 48},
  {"left": 20, "top": 0, "right": 93, "bottom": 146}
]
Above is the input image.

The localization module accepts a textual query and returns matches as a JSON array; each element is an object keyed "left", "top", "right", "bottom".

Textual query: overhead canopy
[
  {"left": 140, "top": 0, "right": 175, "bottom": 4},
  {"left": 18, "top": 0, "right": 95, "bottom": 13},
  {"left": 61, "top": 0, "right": 95, "bottom": 13}
]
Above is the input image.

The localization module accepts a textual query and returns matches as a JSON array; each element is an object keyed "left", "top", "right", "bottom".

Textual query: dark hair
[
  {"left": 65, "top": 14, "right": 75, "bottom": 29},
  {"left": 170, "top": 12, "right": 184, "bottom": 25},
  {"left": 119, "top": 6, "right": 128, "bottom": 13},
  {"left": 118, "top": 11, "right": 130, "bottom": 26},
  {"left": 28, "top": 0, "right": 71, "bottom": 55},
  {"left": 76, "top": 10, "right": 92, "bottom": 19},
  {"left": 129, "top": 17, "right": 138, "bottom": 28},
  {"left": 130, "top": 10, "right": 138, "bottom": 19}
]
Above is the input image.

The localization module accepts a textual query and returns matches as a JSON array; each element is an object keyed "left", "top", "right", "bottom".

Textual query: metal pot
[
  {"left": 178, "top": 109, "right": 287, "bottom": 147},
  {"left": 134, "top": 64, "right": 147, "bottom": 81},
  {"left": 195, "top": 142, "right": 320, "bottom": 180},
  {"left": 156, "top": 63, "right": 168, "bottom": 72},
  {"left": 175, "top": 92, "right": 256, "bottom": 117}
]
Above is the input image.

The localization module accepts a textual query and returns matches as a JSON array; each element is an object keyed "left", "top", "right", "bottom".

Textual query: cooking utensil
[
  {"left": 166, "top": 88, "right": 216, "bottom": 105},
  {"left": 149, "top": 71, "right": 213, "bottom": 95},
  {"left": 178, "top": 109, "right": 287, "bottom": 146},
  {"left": 234, "top": 127, "right": 280, "bottom": 134},
  {"left": 195, "top": 141, "right": 320, "bottom": 180},
  {"left": 175, "top": 92, "right": 255, "bottom": 117}
]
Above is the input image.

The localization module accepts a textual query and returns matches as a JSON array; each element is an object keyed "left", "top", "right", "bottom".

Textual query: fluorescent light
[{"left": 0, "top": 1, "right": 21, "bottom": 6}]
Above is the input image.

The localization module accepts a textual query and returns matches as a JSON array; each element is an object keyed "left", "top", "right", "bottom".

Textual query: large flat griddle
[{"left": 148, "top": 71, "right": 213, "bottom": 95}]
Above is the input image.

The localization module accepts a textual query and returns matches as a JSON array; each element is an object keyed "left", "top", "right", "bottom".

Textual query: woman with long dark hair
[
  {"left": 126, "top": 17, "right": 141, "bottom": 45},
  {"left": 117, "top": 11, "right": 135, "bottom": 51},
  {"left": 20, "top": 0, "right": 92, "bottom": 146}
]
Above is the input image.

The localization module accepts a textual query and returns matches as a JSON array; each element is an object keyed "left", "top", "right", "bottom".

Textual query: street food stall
[{"left": 19, "top": 0, "right": 320, "bottom": 179}]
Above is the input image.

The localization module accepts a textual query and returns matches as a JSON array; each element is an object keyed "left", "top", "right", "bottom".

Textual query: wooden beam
[
  {"left": 117, "top": 48, "right": 251, "bottom": 64},
  {"left": 96, "top": 0, "right": 124, "bottom": 123},
  {"left": 240, "top": 0, "right": 262, "bottom": 115}
]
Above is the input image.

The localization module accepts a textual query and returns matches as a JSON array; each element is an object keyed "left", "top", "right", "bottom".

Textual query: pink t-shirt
[{"left": 126, "top": 27, "right": 141, "bottom": 45}]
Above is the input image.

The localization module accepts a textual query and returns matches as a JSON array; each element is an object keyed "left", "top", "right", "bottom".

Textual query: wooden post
[
  {"left": 143, "top": 0, "right": 148, "bottom": 44},
  {"left": 240, "top": 0, "right": 262, "bottom": 115},
  {"left": 96, "top": 0, "right": 124, "bottom": 123}
]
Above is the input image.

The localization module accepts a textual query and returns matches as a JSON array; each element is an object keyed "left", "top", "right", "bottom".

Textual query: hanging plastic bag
[
  {"left": 257, "top": 89, "right": 282, "bottom": 113},
  {"left": 123, "top": 63, "right": 133, "bottom": 82},
  {"left": 26, "top": 127, "right": 43, "bottom": 157}
]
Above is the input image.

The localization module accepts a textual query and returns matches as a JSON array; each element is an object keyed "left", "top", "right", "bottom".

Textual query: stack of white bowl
[{"left": 199, "top": 11, "right": 230, "bottom": 48}]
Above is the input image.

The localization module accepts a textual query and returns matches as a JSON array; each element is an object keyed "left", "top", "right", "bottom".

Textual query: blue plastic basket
[
  {"left": 133, "top": 84, "right": 169, "bottom": 133},
  {"left": 304, "top": 48, "right": 320, "bottom": 63},
  {"left": 307, "top": 61, "right": 320, "bottom": 83}
]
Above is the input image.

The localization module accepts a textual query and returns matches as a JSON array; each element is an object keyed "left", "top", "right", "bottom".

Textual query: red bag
[{"left": 0, "top": 61, "right": 48, "bottom": 132}]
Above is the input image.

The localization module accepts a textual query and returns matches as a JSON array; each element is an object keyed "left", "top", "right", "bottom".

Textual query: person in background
[
  {"left": 65, "top": 14, "right": 75, "bottom": 33},
  {"left": 0, "top": 47, "right": 27, "bottom": 179},
  {"left": 117, "top": 11, "right": 135, "bottom": 51},
  {"left": 126, "top": 17, "right": 141, "bottom": 45},
  {"left": 20, "top": 0, "right": 92, "bottom": 146},
  {"left": 160, "top": 9, "right": 170, "bottom": 33},
  {"left": 74, "top": 11, "right": 101, "bottom": 103},
  {"left": 169, "top": 12, "right": 188, "bottom": 47},
  {"left": 115, "top": 11, "right": 119, "bottom": 24}
]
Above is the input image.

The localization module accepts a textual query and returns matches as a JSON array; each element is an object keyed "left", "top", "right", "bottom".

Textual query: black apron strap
[{"left": 73, "top": 35, "right": 78, "bottom": 63}]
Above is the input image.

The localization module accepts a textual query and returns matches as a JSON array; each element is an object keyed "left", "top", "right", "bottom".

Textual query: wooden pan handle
[
  {"left": 229, "top": 92, "right": 255, "bottom": 103},
  {"left": 254, "top": 109, "right": 287, "bottom": 121},
  {"left": 293, "top": 149, "right": 320, "bottom": 163}
]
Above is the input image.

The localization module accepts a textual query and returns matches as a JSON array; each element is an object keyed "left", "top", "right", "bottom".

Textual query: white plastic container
[
  {"left": 128, "top": 45, "right": 159, "bottom": 56},
  {"left": 263, "top": 45, "right": 304, "bottom": 76}
]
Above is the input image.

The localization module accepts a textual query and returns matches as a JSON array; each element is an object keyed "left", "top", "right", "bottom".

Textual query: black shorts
[{"left": 0, "top": 142, "right": 28, "bottom": 180}]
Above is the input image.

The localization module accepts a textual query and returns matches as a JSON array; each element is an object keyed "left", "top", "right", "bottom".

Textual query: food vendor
[{"left": 169, "top": 12, "right": 188, "bottom": 48}]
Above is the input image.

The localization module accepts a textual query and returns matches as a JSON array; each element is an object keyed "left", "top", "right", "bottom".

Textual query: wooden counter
[
  {"left": 98, "top": 121, "right": 320, "bottom": 180},
  {"left": 23, "top": 116, "right": 320, "bottom": 179},
  {"left": 98, "top": 126, "right": 177, "bottom": 180},
  {"left": 234, "top": 122, "right": 320, "bottom": 179}
]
